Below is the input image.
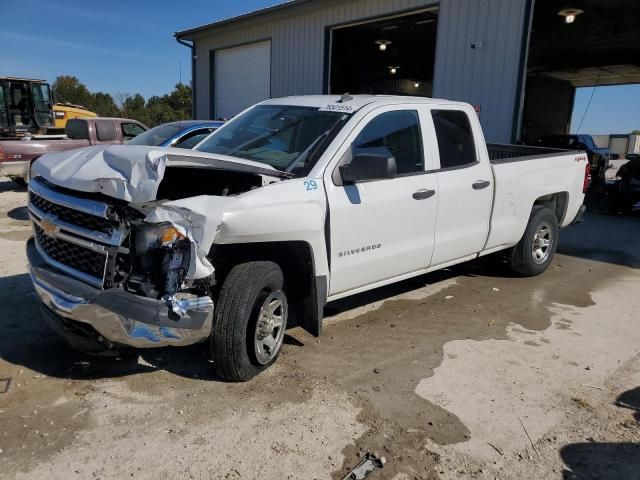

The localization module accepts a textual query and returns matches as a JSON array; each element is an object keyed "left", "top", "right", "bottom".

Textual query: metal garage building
[{"left": 175, "top": 0, "right": 640, "bottom": 144}]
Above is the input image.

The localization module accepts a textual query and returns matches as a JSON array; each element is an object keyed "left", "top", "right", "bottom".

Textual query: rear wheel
[
  {"left": 210, "top": 261, "right": 288, "bottom": 381},
  {"left": 508, "top": 207, "right": 559, "bottom": 277}
]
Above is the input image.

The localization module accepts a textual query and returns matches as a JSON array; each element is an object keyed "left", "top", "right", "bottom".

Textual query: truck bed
[{"left": 487, "top": 143, "right": 581, "bottom": 163}]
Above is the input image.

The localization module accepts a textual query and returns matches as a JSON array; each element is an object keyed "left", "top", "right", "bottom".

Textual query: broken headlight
[
  {"left": 130, "top": 222, "right": 192, "bottom": 298},
  {"left": 134, "top": 222, "right": 187, "bottom": 253}
]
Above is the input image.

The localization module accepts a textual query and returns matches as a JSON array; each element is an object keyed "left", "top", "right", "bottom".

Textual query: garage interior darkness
[
  {"left": 521, "top": 0, "right": 640, "bottom": 144},
  {"left": 328, "top": 9, "right": 438, "bottom": 97}
]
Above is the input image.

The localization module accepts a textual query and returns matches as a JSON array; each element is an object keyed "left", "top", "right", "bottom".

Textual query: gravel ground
[{"left": 0, "top": 176, "right": 639, "bottom": 479}]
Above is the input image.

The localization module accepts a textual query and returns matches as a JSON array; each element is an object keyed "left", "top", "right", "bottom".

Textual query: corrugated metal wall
[{"left": 189, "top": 0, "right": 530, "bottom": 143}]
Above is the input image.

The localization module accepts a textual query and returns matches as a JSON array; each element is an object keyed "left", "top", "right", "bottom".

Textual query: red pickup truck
[{"left": 0, "top": 117, "right": 147, "bottom": 185}]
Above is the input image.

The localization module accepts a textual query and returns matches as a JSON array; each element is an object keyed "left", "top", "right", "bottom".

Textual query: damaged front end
[
  {"left": 26, "top": 145, "right": 286, "bottom": 352},
  {"left": 26, "top": 176, "right": 216, "bottom": 351},
  {"left": 127, "top": 220, "right": 214, "bottom": 318}
]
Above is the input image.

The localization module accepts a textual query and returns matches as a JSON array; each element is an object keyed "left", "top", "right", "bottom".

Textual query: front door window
[
  {"left": 0, "top": 85, "right": 7, "bottom": 128},
  {"left": 31, "top": 84, "right": 54, "bottom": 128}
]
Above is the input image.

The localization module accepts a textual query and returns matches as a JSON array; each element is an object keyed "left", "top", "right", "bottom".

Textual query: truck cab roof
[{"left": 259, "top": 95, "right": 471, "bottom": 112}]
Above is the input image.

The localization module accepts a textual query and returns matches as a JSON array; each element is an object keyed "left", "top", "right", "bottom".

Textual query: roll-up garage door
[{"left": 214, "top": 40, "right": 271, "bottom": 119}]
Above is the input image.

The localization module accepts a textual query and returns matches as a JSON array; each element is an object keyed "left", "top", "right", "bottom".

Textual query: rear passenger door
[{"left": 427, "top": 107, "right": 493, "bottom": 266}]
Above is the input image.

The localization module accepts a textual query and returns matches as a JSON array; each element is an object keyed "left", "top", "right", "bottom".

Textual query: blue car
[{"left": 127, "top": 120, "right": 224, "bottom": 149}]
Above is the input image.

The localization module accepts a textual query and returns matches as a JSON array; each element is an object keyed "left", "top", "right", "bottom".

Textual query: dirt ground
[{"left": 0, "top": 176, "right": 639, "bottom": 480}]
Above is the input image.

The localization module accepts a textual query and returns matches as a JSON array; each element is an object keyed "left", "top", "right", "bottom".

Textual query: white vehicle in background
[{"left": 27, "top": 95, "right": 589, "bottom": 381}]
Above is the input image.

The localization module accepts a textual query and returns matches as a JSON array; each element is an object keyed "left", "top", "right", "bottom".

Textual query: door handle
[
  {"left": 472, "top": 180, "right": 491, "bottom": 190},
  {"left": 413, "top": 189, "right": 436, "bottom": 200}
]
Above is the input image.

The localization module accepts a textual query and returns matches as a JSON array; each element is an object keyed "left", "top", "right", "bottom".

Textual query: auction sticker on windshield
[{"left": 319, "top": 104, "right": 357, "bottom": 113}]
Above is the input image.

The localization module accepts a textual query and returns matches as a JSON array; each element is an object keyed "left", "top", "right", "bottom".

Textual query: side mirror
[{"left": 339, "top": 152, "right": 397, "bottom": 184}]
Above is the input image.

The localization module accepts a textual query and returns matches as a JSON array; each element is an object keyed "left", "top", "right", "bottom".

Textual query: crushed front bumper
[{"left": 27, "top": 238, "right": 214, "bottom": 351}]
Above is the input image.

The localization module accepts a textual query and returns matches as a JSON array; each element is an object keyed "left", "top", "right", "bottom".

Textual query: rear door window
[
  {"left": 95, "top": 120, "right": 117, "bottom": 142},
  {"left": 431, "top": 110, "right": 477, "bottom": 169},
  {"left": 66, "top": 119, "right": 90, "bottom": 140}
]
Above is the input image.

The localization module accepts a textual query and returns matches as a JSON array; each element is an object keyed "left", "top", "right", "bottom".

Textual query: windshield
[
  {"left": 196, "top": 105, "right": 348, "bottom": 174},
  {"left": 127, "top": 123, "right": 182, "bottom": 146}
]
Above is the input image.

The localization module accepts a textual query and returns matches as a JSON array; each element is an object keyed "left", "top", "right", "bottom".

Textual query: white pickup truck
[{"left": 27, "top": 95, "right": 589, "bottom": 381}]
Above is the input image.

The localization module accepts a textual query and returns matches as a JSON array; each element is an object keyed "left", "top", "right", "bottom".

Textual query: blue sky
[
  {"left": 2, "top": 0, "right": 638, "bottom": 134},
  {"left": 571, "top": 85, "right": 640, "bottom": 135},
  {"left": 1, "top": 0, "right": 275, "bottom": 97}
]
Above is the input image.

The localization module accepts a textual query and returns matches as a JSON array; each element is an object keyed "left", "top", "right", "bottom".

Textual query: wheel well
[
  {"left": 209, "top": 241, "right": 323, "bottom": 336},
  {"left": 533, "top": 192, "right": 568, "bottom": 224}
]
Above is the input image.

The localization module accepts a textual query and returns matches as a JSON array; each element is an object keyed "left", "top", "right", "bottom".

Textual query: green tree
[
  {"left": 52, "top": 76, "right": 192, "bottom": 127},
  {"left": 52, "top": 75, "right": 93, "bottom": 108},
  {"left": 632, "top": 130, "right": 640, "bottom": 135},
  {"left": 91, "top": 92, "right": 120, "bottom": 117},
  {"left": 146, "top": 96, "right": 176, "bottom": 126},
  {"left": 166, "top": 83, "right": 192, "bottom": 119},
  {"left": 121, "top": 93, "right": 149, "bottom": 125}
]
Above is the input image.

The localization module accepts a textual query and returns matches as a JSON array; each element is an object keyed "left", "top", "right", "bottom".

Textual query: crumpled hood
[
  {"left": 31, "top": 144, "right": 285, "bottom": 283},
  {"left": 32, "top": 145, "right": 168, "bottom": 203},
  {"left": 31, "top": 144, "right": 281, "bottom": 203}
]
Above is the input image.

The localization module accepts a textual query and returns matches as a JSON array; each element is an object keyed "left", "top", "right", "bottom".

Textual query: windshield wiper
[{"left": 285, "top": 114, "right": 349, "bottom": 173}]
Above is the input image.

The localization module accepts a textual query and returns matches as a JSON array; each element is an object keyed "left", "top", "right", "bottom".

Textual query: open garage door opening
[
  {"left": 328, "top": 9, "right": 438, "bottom": 97},
  {"left": 521, "top": 0, "right": 640, "bottom": 145}
]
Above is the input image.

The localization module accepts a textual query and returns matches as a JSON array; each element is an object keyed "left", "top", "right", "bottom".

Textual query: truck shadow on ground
[
  {"left": 557, "top": 211, "right": 640, "bottom": 269},
  {"left": 0, "top": 272, "right": 220, "bottom": 382},
  {"left": 0, "top": 266, "right": 462, "bottom": 384},
  {"left": 560, "top": 387, "right": 640, "bottom": 480},
  {"left": 615, "top": 387, "right": 640, "bottom": 422},
  {"left": 0, "top": 178, "right": 26, "bottom": 193},
  {"left": 7, "top": 205, "right": 29, "bottom": 221},
  {"left": 1, "top": 208, "right": 636, "bottom": 387}
]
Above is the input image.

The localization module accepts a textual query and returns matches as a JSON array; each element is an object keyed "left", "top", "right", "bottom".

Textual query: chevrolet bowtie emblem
[{"left": 40, "top": 219, "right": 60, "bottom": 236}]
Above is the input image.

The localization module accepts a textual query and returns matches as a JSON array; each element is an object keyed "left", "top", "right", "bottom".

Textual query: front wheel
[
  {"left": 508, "top": 207, "right": 559, "bottom": 277},
  {"left": 210, "top": 261, "right": 288, "bottom": 381}
]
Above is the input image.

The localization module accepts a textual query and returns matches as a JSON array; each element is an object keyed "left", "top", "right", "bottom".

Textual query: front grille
[
  {"left": 34, "top": 224, "right": 107, "bottom": 279},
  {"left": 30, "top": 191, "right": 117, "bottom": 235}
]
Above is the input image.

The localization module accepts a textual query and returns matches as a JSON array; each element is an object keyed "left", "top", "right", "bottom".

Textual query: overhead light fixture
[
  {"left": 375, "top": 39, "right": 391, "bottom": 51},
  {"left": 388, "top": 66, "right": 399, "bottom": 74},
  {"left": 414, "top": 82, "right": 420, "bottom": 88},
  {"left": 558, "top": 6, "right": 584, "bottom": 24}
]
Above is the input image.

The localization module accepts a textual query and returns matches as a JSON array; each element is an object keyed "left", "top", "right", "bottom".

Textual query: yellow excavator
[
  {"left": 0, "top": 77, "right": 96, "bottom": 138},
  {"left": 52, "top": 103, "right": 96, "bottom": 130}
]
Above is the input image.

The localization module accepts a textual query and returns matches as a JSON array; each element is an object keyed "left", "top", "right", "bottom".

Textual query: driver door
[{"left": 324, "top": 106, "right": 439, "bottom": 297}]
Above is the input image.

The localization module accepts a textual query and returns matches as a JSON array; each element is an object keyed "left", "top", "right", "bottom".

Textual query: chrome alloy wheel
[
  {"left": 254, "top": 291, "right": 287, "bottom": 365},
  {"left": 532, "top": 221, "right": 553, "bottom": 264}
]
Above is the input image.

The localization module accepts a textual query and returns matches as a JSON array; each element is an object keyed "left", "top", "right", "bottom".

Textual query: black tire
[
  {"left": 211, "top": 261, "right": 288, "bottom": 382},
  {"left": 508, "top": 206, "right": 559, "bottom": 277},
  {"left": 11, "top": 177, "right": 27, "bottom": 187}
]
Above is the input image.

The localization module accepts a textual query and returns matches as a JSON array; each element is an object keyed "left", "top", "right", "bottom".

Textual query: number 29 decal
[{"left": 304, "top": 180, "right": 318, "bottom": 191}]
